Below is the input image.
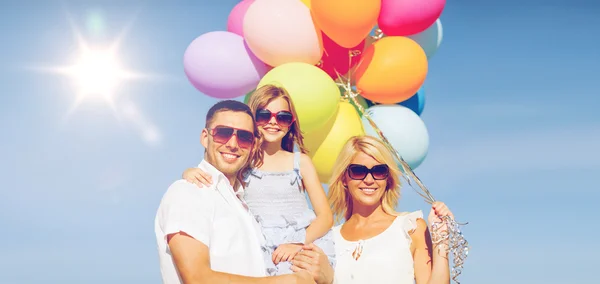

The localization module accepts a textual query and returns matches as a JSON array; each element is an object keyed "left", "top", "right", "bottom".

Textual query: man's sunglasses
[
  {"left": 346, "top": 164, "right": 390, "bottom": 180},
  {"left": 255, "top": 109, "right": 295, "bottom": 127},
  {"left": 207, "top": 126, "right": 254, "bottom": 149}
]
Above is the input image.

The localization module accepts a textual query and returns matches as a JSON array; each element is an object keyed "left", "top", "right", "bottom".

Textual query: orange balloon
[
  {"left": 312, "top": 0, "right": 380, "bottom": 48},
  {"left": 354, "top": 36, "right": 428, "bottom": 104}
]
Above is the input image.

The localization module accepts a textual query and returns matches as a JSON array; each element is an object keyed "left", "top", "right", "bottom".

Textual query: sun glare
[{"left": 72, "top": 49, "right": 123, "bottom": 98}]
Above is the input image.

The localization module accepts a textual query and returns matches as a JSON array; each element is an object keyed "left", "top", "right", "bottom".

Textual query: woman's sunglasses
[
  {"left": 207, "top": 125, "right": 254, "bottom": 149},
  {"left": 346, "top": 164, "right": 390, "bottom": 180},
  {"left": 255, "top": 109, "right": 295, "bottom": 127}
]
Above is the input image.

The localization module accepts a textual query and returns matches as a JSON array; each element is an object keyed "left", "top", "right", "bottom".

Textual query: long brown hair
[{"left": 247, "top": 84, "right": 308, "bottom": 168}]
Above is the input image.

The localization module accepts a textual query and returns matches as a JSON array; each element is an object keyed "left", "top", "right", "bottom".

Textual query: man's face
[{"left": 201, "top": 110, "right": 255, "bottom": 179}]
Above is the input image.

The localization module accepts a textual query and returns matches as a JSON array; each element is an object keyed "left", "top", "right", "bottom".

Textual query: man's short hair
[{"left": 205, "top": 100, "right": 255, "bottom": 128}]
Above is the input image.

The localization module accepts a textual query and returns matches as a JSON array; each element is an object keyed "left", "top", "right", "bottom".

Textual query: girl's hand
[
  {"left": 182, "top": 168, "right": 212, "bottom": 188},
  {"left": 272, "top": 243, "right": 304, "bottom": 264}
]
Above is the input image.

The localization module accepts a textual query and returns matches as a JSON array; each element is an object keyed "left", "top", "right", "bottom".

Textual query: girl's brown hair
[{"left": 247, "top": 84, "right": 308, "bottom": 168}]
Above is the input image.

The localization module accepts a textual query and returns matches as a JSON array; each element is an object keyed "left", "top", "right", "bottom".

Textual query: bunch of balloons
[{"left": 183, "top": 0, "right": 446, "bottom": 182}]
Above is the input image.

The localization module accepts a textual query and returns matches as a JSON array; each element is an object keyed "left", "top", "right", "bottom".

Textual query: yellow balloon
[
  {"left": 258, "top": 62, "right": 340, "bottom": 133},
  {"left": 305, "top": 101, "right": 365, "bottom": 182},
  {"left": 300, "top": 0, "right": 311, "bottom": 8}
]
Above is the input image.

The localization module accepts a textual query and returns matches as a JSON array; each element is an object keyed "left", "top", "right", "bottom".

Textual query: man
[{"left": 155, "top": 100, "right": 332, "bottom": 284}]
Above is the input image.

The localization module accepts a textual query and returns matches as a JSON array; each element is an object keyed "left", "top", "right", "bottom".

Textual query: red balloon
[{"left": 318, "top": 32, "right": 365, "bottom": 80}]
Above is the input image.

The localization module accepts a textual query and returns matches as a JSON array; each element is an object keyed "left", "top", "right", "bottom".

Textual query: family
[{"left": 154, "top": 85, "right": 454, "bottom": 284}]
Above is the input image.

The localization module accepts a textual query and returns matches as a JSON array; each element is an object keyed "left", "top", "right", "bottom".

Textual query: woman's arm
[
  {"left": 412, "top": 219, "right": 450, "bottom": 284},
  {"left": 299, "top": 154, "right": 334, "bottom": 244},
  {"left": 413, "top": 202, "right": 453, "bottom": 284}
]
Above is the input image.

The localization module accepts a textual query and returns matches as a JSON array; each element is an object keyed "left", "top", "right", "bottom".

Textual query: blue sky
[{"left": 1, "top": 0, "right": 598, "bottom": 283}]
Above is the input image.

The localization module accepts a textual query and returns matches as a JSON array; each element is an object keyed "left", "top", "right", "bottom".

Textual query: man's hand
[
  {"left": 294, "top": 269, "right": 317, "bottom": 284},
  {"left": 290, "top": 244, "right": 334, "bottom": 284}
]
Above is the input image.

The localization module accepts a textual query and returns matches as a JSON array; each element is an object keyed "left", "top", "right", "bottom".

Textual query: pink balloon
[
  {"left": 227, "top": 0, "right": 255, "bottom": 36},
  {"left": 379, "top": 0, "right": 446, "bottom": 36},
  {"left": 243, "top": 0, "right": 322, "bottom": 66}
]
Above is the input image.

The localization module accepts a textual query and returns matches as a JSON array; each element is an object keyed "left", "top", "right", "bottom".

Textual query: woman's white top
[{"left": 332, "top": 211, "right": 423, "bottom": 284}]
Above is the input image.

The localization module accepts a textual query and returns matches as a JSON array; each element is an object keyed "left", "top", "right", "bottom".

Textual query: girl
[
  {"left": 182, "top": 84, "right": 335, "bottom": 276},
  {"left": 291, "top": 135, "right": 453, "bottom": 283}
]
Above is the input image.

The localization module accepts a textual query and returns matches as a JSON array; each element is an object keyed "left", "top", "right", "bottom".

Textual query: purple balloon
[{"left": 183, "top": 31, "right": 268, "bottom": 99}]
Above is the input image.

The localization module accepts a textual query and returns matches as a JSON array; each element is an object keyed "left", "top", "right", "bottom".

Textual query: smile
[
  {"left": 263, "top": 127, "right": 281, "bottom": 133},
  {"left": 220, "top": 152, "right": 240, "bottom": 162},
  {"left": 359, "top": 187, "right": 378, "bottom": 195}
]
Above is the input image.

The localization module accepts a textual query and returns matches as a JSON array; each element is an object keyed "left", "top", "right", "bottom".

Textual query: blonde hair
[
  {"left": 247, "top": 84, "right": 307, "bottom": 168},
  {"left": 328, "top": 135, "right": 403, "bottom": 224}
]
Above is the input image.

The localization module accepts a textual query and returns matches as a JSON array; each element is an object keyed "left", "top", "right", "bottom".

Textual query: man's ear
[{"left": 200, "top": 128, "right": 209, "bottom": 148}]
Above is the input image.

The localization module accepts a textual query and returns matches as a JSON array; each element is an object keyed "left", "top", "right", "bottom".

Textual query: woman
[{"left": 292, "top": 135, "right": 453, "bottom": 284}]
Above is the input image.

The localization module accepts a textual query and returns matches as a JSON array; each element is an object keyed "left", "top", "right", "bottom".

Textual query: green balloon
[
  {"left": 339, "top": 86, "right": 369, "bottom": 116},
  {"left": 243, "top": 89, "right": 255, "bottom": 104}
]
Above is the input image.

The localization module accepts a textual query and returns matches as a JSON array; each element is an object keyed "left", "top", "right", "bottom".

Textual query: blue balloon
[
  {"left": 369, "top": 26, "right": 379, "bottom": 37},
  {"left": 407, "top": 19, "right": 443, "bottom": 59},
  {"left": 399, "top": 87, "right": 425, "bottom": 115},
  {"left": 361, "top": 105, "right": 429, "bottom": 170},
  {"left": 363, "top": 87, "right": 426, "bottom": 116}
]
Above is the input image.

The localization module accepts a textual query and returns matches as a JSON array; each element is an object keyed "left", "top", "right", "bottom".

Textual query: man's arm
[{"left": 168, "top": 231, "right": 308, "bottom": 284}]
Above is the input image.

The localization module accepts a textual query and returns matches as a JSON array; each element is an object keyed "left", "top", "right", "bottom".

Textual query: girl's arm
[
  {"left": 299, "top": 154, "right": 334, "bottom": 244},
  {"left": 183, "top": 168, "right": 213, "bottom": 187},
  {"left": 413, "top": 202, "right": 453, "bottom": 284}
]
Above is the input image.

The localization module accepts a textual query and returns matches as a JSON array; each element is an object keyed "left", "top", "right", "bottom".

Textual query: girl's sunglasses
[
  {"left": 346, "top": 164, "right": 390, "bottom": 180},
  {"left": 207, "top": 125, "right": 254, "bottom": 149},
  {"left": 255, "top": 109, "right": 295, "bottom": 127}
]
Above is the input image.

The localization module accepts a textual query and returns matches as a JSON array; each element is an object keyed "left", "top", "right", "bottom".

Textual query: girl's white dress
[{"left": 332, "top": 211, "right": 423, "bottom": 283}]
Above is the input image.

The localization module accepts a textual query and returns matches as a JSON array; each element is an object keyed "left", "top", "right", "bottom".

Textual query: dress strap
[
  {"left": 293, "top": 151, "right": 301, "bottom": 172},
  {"left": 292, "top": 151, "right": 303, "bottom": 187}
]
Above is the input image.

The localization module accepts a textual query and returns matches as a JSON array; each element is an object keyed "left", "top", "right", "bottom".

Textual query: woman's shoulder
[{"left": 389, "top": 210, "right": 425, "bottom": 236}]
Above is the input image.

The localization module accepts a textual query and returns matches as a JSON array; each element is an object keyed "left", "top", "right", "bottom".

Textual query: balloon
[
  {"left": 300, "top": 0, "right": 311, "bottom": 8},
  {"left": 243, "top": 89, "right": 255, "bottom": 104},
  {"left": 305, "top": 102, "right": 365, "bottom": 181},
  {"left": 349, "top": 96, "right": 369, "bottom": 117},
  {"left": 227, "top": 0, "right": 255, "bottom": 36},
  {"left": 183, "top": 31, "right": 268, "bottom": 99},
  {"left": 354, "top": 36, "right": 428, "bottom": 104},
  {"left": 312, "top": 0, "right": 381, "bottom": 48},
  {"left": 399, "top": 87, "right": 426, "bottom": 115},
  {"left": 407, "top": 19, "right": 443, "bottom": 59},
  {"left": 338, "top": 86, "right": 369, "bottom": 117},
  {"left": 244, "top": 0, "right": 323, "bottom": 66},
  {"left": 365, "top": 87, "right": 426, "bottom": 116},
  {"left": 319, "top": 32, "right": 365, "bottom": 80},
  {"left": 362, "top": 105, "right": 429, "bottom": 169},
  {"left": 258, "top": 62, "right": 340, "bottom": 133},
  {"left": 379, "top": 0, "right": 446, "bottom": 36}
]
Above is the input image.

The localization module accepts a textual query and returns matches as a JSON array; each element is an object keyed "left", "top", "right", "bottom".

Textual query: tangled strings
[{"left": 331, "top": 42, "right": 470, "bottom": 283}]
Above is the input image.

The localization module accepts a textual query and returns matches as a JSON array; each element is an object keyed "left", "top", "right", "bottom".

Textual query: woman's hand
[
  {"left": 182, "top": 168, "right": 212, "bottom": 188},
  {"left": 427, "top": 201, "right": 454, "bottom": 249}
]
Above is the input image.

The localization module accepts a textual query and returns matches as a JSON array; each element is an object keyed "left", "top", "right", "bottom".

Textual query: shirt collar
[{"left": 198, "top": 159, "right": 244, "bottom": 194}]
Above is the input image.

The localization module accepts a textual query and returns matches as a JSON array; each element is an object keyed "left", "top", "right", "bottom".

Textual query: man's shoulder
[{"left": 161, "top": 179, "right": 219, "bottom": 204}]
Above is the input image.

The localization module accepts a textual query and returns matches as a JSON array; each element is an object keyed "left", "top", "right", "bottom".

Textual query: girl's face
[
  {"left": 255, "top": 97, "right": 294, "bottom": 144},
  {"left": 344, "top": 151, "right": 390, "bottom": 208}
]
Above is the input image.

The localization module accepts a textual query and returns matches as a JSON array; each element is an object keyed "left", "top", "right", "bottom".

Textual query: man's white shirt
[{"left": 155, "top": 160, "right": 266, "bottom": 283}]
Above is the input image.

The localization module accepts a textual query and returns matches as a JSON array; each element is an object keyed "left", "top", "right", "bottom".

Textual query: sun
[{"left": 72, "top": 49, "right": 124, "bottom": 99}]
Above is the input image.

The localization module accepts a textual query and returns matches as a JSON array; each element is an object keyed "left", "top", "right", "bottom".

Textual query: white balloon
[
  {"left": 362, "top": 105, "right": 429, "bottom": 169},
  {"left": 407, "top": 19, "right": 443, "bottom": 59}
]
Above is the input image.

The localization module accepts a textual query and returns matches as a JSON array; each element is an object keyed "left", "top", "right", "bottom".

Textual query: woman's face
[
  {"left": 344, "top": 151, "right": 390, "bottom": 208},
  {"left": 255, "top": 97, "right": 294, "bottom": 143}
]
